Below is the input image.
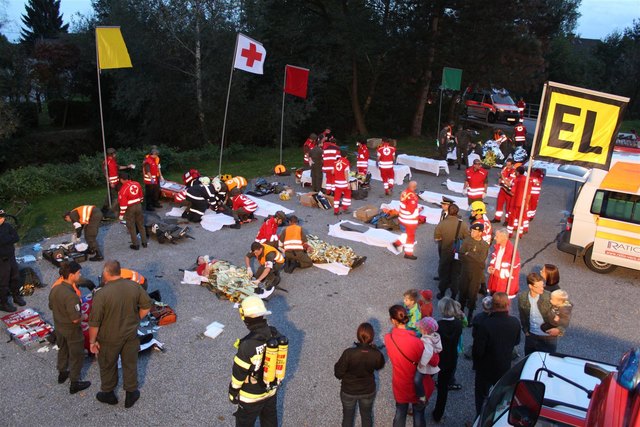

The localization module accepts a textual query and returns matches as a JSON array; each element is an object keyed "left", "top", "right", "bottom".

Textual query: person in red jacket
[
  {"left": 526, "top": 168, "right": 544, "bottom": 225},
  {"left": 393, "top": 181, "right": 420, "bottom": 260},
  {"left": 117, "top": 172, "right": 148, "bottom": 250},
  {"left": 303, "top": 133, "right": 317, "bottom": 169},
  {"left": 385, "top": 305, "right": 434, "bottom": 426},
  {"left": 333, "top": 152, "right": 352, "bottom": 215},
  {"left": 487, "top": 229, "right": 520, "bottom": 298},
  {"left": 101, "top": 148, "right": 134, "bottom": 217},
  {"left": 255, "top": 211, "right": 286, "bottom": 247},
  {"left": 507, "top": 166, "right": 530, "bottom": 238},
  {"left": 464, "top": 159, "right": 488, "bottom": 204},
  {"left": 376, "top": 138, "right": 396, "bottom": 195},
  {"left": 230, "top": 188, "right": 258, "bottom": 229},
  {"left": 517, "top": 97, "right": 526, "bottom": 119},
  {"left": 513, "top": 119, "right": 527, "bottom": 146},
  {"left": 356, "top": 137, "right": 369, "bottom": 175},
  {"left": 492, "top": 159, "right": 516, "bottom": 224},
  {"left": 322, "top": 136, "right": 339, "bottom": 195},
  {"left": 142, "top": 147, "right": 163, "bottom": 211}
]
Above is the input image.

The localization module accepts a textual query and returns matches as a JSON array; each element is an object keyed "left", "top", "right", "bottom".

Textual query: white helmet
[
  {"left": 199, "top": 176, "right": 211, "bottom": 186},
  {"left": 240, "top": 296, "right": 271, "bottom": 319},
  {"left": 212, "top": 177, "right": 222, "bottom": 192}
]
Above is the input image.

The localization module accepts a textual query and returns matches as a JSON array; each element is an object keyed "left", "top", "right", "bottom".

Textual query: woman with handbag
[
  {"left": 384, "top": 305, "right": 435, "bottom": 427},
  {"left": 334, "top": 323, "right": 385, "bottom": 427}
]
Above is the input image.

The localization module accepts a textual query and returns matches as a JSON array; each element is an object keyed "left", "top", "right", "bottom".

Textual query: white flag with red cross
[{"left": 233, "top": 33, "right": 266, "bottom": 75}]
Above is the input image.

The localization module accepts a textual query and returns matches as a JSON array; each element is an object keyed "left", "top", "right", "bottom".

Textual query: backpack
[{"left": 19, "top": 267, "right": 44, "bottom": 295}]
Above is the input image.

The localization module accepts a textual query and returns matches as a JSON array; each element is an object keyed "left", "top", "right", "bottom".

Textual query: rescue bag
[
  {"left": 150, "top": 303, "right": 177, "bottom": 326},
  {"left": 314, "top": 193, "right": 332, "bottom": 210}
]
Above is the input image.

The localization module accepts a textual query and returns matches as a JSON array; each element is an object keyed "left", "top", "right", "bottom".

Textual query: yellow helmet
[
  {"left": 470, "top": 201, "right": 486, "bottom": 214},
  {"left": 239, "top": 296, "right": 271, "bottom": 319},
  {"left": 274, "top": 164, "right": 286, "bottom": 175},
  {"left": 220, "top": 174, "right": 233, "bottom": 182}
]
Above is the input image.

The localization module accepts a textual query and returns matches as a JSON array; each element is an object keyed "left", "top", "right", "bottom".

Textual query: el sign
[{"left": 534, "top": 82, "right": 629, "bottom": 170}]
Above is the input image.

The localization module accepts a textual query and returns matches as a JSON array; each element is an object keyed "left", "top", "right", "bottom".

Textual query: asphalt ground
[{"left": 2, "top": 163, "right": 639, "bottom": 427}]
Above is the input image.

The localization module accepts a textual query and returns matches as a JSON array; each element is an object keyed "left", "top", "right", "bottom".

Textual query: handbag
[
  {"left": 390, "top": 331, "right": 418, "bottom": 366},
  {"left": 452, "top": 219, "right": 463, "bottom": 259},
  {"left": 150, "top": 303, "right": 177, "bottom": 326}
]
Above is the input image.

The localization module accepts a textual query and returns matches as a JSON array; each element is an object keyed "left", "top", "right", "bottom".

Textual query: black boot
[
  {"left": 70, "top": 381, "right": 91, "bottom": 394},
  {"left": 125, "top": 390, "right": 140, "bottom": 408},
  {"left": 90, "top": 251, "right": 104, "bottom": 262},
  {"left": 96, "top": 391, "right": 118, "bottom": 405},
  {"left": 0, "top": 300, "right": 17, "bottom": 312},
  {"left": 12, "top": 294, "right": 26, "bottom": 307}
]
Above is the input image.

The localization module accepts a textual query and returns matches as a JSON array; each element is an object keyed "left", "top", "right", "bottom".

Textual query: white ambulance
[{"left": 558, "top": 161, "right": 640, "bottom": 273}]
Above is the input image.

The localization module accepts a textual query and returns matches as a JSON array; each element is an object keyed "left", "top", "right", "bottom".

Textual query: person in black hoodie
[
  {"left": 334, "top": 322, "right": 386, "bottom": 427},
  {"left": 432, "top": 297, "right": 464, "bottom": 423}
]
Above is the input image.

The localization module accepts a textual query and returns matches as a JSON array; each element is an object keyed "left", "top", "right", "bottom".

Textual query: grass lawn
[{"left": 10, "top": 137, "right": 437, "bottom": 242}]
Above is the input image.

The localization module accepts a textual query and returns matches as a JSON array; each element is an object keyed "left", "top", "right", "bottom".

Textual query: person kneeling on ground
[
  {"left": 244, "top": 242, "right": 285, "bottom": 299},
  {"left": 278, "top": 215, "right": 313, "bottom": 273},
  {"left": 230, "top": 188, "right": 258, "bottom": 229}
]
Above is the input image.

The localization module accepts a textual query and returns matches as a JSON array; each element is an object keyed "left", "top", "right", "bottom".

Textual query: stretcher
[
  {"left": 396, "top": 154, "right": 449, "bottom": 176},
  {"left": 367, "top": 159, "right": 412, "bottom": 183},
  {"left": 328, "top": 220, "right": 401, "bottom": 254},
  {"left": 160, "top": 180, "right": 185, "bottom": 200}
]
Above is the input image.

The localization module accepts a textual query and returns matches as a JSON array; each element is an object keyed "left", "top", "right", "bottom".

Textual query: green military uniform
[
  {"left": 88, "top": 278, "right": 152, "bottom": 393},
  {"left": 434, "top": 215, "right": 470, "bottom": 298},
  {"left": 246, "top": 246, "right": 284, "bottom": 288},
  {"left": 49, "top": 282, "right": 84, "bottom": 382},
  {"left": 458, "top": 236, "right": 490, "bottom": 318},
  {"left": 68, "top": 206, "right": 103, "bottom": 256}
]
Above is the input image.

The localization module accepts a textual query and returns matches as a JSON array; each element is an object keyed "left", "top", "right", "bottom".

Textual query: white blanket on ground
[
  {"left": 418, "top": 191, "right": 469, "bottom": 211},
  {"left": 313, "top": 262, "right": 351, "bottom": 276},
  {"left": 397, "top": 154, "right": 450, "bottom": 176},
  {"left": 380, "top": 201, "right": 443, "bottom": 225},
  {"left": 181, "top": 270, "right": 209, "bottom": 285},
  {"left": 166, "top": 207, "right": 235, "bottom": 232},
  {"left": 328, "top": 221, "right": 401, "bottom": 254},
  {"left": 247, "top": 195, "right": 294, "bottom": 217},
  {"left": 367, "top": 160, "right": 412, "bottom": 183},
  {"left": 445, "top": 179, "right": 500, "bottom": 198}
]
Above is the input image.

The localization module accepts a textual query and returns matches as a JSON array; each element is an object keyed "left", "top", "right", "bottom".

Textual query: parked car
[{"left": 464, "top": 89, "right": 520, "bottom": 124}]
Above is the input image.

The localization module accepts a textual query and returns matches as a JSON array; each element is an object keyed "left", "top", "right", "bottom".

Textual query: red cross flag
[{"left": 233, "top": 33, "right": 266, "bottom": 75}]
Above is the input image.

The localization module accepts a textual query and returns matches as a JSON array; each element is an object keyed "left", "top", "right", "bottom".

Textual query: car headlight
[{"left": 498, "top": 108, "right": 505, "bottom": 112}]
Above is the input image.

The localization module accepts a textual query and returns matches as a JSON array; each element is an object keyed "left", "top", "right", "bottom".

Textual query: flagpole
[
  {"left": 506, "top": 82, "right": 548, "bottom": 295},
  {"left": 95, "top": 30, "right": 112, "bottom": 208},
  {"left": 279, "top": 66, "right": 287, "bottom": 165},
  {"left": 218, "top": 34, "right": 239, "bottom": 176}
]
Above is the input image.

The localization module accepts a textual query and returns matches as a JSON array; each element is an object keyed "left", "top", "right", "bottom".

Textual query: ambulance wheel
[{"left": 584, "top": 245, "right": 616, "bottom": 274}]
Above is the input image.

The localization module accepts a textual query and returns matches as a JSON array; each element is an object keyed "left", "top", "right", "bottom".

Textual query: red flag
[{"left": 284, "top": 65, "right": 309, "bottom": 99}]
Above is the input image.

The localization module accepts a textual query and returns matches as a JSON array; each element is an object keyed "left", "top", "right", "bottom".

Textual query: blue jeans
[
  {"left": 393, "top": 401, "right": 426, "bottom": 427},
  {"left": 340, "top": 391, "right": 376, "bottom": 427},
  {"left": 414, "top": 371, "right": 425, "bottom": 398}
]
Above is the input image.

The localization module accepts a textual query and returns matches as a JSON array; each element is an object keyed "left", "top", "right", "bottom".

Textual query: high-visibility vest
[
  {"left": 121, "top": 268, "right": 146, "bottom": 286},
  {"left": 282, "top": 225, "right": 304, "bottom": 251},
  {"left": 72, "top": 206, "right": 95, "bottom": 225},
  {"left": 142, "top": 155, "right": 160, "bottom": 184},
  {"left": 259, "top": 244, "right": 284, "bottom": 266},
  {"left": 226, "top": 176, "right": 248, "bottom": 191}
]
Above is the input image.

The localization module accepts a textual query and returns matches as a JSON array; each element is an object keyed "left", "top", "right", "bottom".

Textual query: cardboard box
[
  {"left": 299, "top": 192, "right": 334, "bottom": 208},
  {"left": 353, "top": 205, "right": 379, "bottom": 222}
]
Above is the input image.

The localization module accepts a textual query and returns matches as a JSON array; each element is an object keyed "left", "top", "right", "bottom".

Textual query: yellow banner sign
[
  {"left": 96, "top": 26, "right": 132, "bottom": 70},
  {"left": 534, "top": 82, "right": 629, "bottom": 170}
]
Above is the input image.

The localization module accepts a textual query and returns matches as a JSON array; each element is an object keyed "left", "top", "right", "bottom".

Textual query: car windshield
[
  {"left": 479, "top": 356, "right": 528, "bottom": 427},
  {"left": 492, "top": 94, "right": 515, "bottom": 105}
]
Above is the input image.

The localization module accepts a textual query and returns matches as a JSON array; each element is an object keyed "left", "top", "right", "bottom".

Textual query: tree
[{"left": 20, "top": 0, "right": 69, "bottom": 45}]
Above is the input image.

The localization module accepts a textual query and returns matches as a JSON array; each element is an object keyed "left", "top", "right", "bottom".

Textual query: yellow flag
[{"left": 96, "top": 27, "right": 132, "bottom": 70}]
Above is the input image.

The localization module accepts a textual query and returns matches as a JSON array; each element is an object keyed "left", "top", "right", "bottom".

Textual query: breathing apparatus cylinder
[
  {"left": 275, "top": 336, "right": 289, "bottom": 382},
  {"left": 263, "top": 338, "right": 279, "bottom": 386}
]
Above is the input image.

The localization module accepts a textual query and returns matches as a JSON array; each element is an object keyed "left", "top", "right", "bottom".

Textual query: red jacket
[
  {"left": 384, "top": 328, "right": 435, "bottom": 404},
  {"left": 399, "top": 189, "right": 419, "bottom": 226},
  {"left": 117, "top": 180, "right": 143, "bottom": 217},
  {"left": 466, "top": 167, "right": 488, "bottom": 199},
  {"left": 322, "top": 142, "right": 339, "bottom": 171},
  {"left": 514, "top": 124, "right": 527, "bottom": 145},
  {"left": 487, "top": 240, "right": 520, "bottom": 297},
  {"left": 510, "top": 174, "right": 530, "bottom": 209},
  {"left": 303, "top": 138, "right": 316, "bottom": 165},
  {"left": 103, "top": 156, "right": 119, "bottom": 186},
  {"left": 143, "top": 155, "right": 161, "bottom": 185},
  {"left": 255, "top": 217, "right": 280, "bottom": 243},
  {"left": 356, "top": 144, "right": 369, "bottom": 171},
  {"left": 376, "top": 143, "right": 396, "bottom": 169},
  {"left": 333, "top": 157, "right": 351, "bottom": 189},
  {"left": 232, "top": 194, "right": 258, "bottom": 213}
]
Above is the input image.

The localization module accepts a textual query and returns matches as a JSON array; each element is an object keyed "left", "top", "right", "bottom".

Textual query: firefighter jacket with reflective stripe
[
  {"left": 356, "top": 144, "right": 369, "bottom": 170},
  {"left": 118, "top": 180, "right": 143, "bottom": 217},
  {"left": 185, "top": 184, "right": 210, "bottom": 216},
  {"left": 465, "top": 167, "right": 488, "bottom": 199},
  {"left": 121, "top": 268, "right": 146, "bottom": 286},
  {"left": 333, "top": 157, "right": 351, "bottom": 188},
  {"left": 376, "top": 144, "right": 396, "bottom": 169},
  {"left": 399, "top": 189, "right": 419, "bottom": 226},
  {"left": 230, "top": 321, "right": 280, "bottom": 403},
  {"left": 103, "top": 156, "right": 119, "bottom": 185},
  {"left": 256, "top": 217, "right": 280, "bottom": 244},
  {"left": 232, "top": 194, "right": 258, "bottom": 213},
  {"left": 281, "top": 224, "right": 306, "bottom": 251},
  {"left": 473, "top": 215, "right": 493, "bottom": 245},
  {"left": 143, "top": 155, "right": 161, "bottom": 185},
  {"left": 322, "top": 142, "right": 339, "bottom": 171}
]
